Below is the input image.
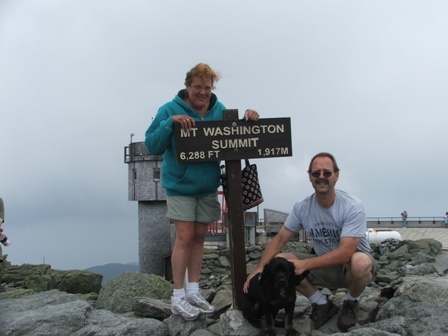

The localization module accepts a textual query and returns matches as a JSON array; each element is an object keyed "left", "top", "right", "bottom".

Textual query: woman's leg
[
  {"left": 187, "top": 222, "right": 209, "bottom": 282},
  {"left": 171, "top": 220, "right": 195, "bottom": 289}
]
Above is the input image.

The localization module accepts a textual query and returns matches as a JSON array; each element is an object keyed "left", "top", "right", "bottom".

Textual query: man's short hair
[{"left": 307, "top": 152, "right": 340, "bottom": 173}]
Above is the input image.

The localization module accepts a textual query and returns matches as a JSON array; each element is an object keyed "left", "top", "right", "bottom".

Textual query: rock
[
  {"left": 210, "top": 288, "right": 232, "bottom": 316},
  {"left": 95, "top": 272, "right": 172, "bottom": 313},
  {"left": 133, "top": 297, "right": 172, "bottom": 319},
  {"left": 51, "top": 269, "right": 102, "bottom": 294},
  {"left": 333, "top": 327, "right": 403, "bottom": 335},
  {"left": 72, "top": 308, "right": 168, "bottom": 336},
  {"left": 0, "top": 289, "right": 168, "bottom": 336},
  {"left": 217, "top": 255, "right": 230, "bottom": 268},
  {"left": 164, "top": 313, "right": 208, "bottom": 336},
  {"left": 405, "top": 238, "right": 443, "bottom": 254},
  {"left": 2, "top": 239, "right": 448, "bottom": 335},
  {"left": 358, "top": 301, "right": 380, "bottom": 325},
  {"left": 394, "top": 275, "right": 448, "bottom": 307},
  {"left": 375, "top": 275, "right": 448, "bottom": 335},
  {"left": 2, "top": 264, "right": 52, "bottom": 291},
  {"left": 218, "top": 308, "right": 259, "bottom": 336},
  {"left": 398, "top": 262, "right": 437, "bottom": 276},
  {"left": 1, "top": 264, "right": 102, "bottom": 294},
  {"left": 190, "top": 330, "right": 216, "bottom": 336},
  {"left": 352, "top": 315, "right": 407, "bottom": 335},
  {"left": 375, "top": 271, "right": 400, "bottom": 283}
]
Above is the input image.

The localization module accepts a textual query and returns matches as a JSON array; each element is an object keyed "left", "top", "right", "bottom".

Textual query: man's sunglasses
[{"left": 310, "top": 170, "right": 333, "bottom": 178}]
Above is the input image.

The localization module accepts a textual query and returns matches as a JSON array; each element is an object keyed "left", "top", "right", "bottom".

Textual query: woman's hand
[
  {"left": 244, "top": 109, "right": 260, "bottom": 121},
  {"left": 172, "top": 115, "right": 196, "bottom": 129}
]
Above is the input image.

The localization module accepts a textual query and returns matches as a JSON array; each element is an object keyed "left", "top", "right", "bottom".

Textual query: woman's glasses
[
  {"left": 310, "top": 170, "right": 333, "bottom": 178},
  {"left": 190, "top": 85, "right": 212, "bottom": 93}
]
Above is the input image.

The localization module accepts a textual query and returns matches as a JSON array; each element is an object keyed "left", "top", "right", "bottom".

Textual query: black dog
[{"left": 242, "top": 257, "right": 309, "bottom": 336}]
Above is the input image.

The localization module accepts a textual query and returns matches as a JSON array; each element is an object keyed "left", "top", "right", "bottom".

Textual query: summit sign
[{"left": 175, "top": 117, "right": 292, "bottom": 162}]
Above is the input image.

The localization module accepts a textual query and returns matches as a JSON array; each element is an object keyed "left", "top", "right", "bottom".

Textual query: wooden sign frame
[{"left": 174, "top": 110, "right": 292, "bottom": 309}]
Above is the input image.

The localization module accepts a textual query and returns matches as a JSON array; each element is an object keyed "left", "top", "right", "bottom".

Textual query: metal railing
[
  {"left": 367, "top": 216, "right": 444, "bottom": 224},
  {"left": 208, "top": 191, "right": 227, "bottom": 234},
  {"left": 208, "top": 213, "right": 447, "bottom": 239}
]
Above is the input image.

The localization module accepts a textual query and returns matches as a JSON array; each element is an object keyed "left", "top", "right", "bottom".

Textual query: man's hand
[
  {"left": 288, "top": 258, "right": 309, "bottom": 276},
  {"left": 243, "top": 269, "right": 262, "bottom": 293}
]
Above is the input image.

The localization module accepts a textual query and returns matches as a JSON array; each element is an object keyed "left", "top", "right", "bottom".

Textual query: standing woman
[{"left": 145, "top": 63, "right": 259, "bottom": 320}]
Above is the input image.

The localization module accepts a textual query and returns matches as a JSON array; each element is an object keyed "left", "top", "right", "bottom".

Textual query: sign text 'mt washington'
[{"left": 175, "top": 117, "right": 292, "bottom": 162}]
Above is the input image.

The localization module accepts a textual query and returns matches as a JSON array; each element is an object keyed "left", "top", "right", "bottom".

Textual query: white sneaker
[
  {"left": 186, "top": 292, "right": 216, "bottom": 314},
  {"left": 171, "top": 296, "right": 201, "bottom": 320}
]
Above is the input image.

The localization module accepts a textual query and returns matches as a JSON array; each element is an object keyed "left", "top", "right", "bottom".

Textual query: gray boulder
[
  {"left": 95, "top": 271, "right": 172, "bottom": 313},
  {"left": 2, "top": 239, "right": 448, "bottom": 335},
  {"left": 0, "top": 289, "right": 168, "bottom": 336},
  {"left": 133, "top": 297, "right": 172, "bottom": 319},
  {"left": 1, "top": 264, "right": 102, "bottom": 294},
  {"left": 363, "top": 275, "right": 448, "bottom": 335}
]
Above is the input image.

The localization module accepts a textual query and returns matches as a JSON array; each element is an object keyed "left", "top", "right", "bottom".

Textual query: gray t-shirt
[{"left": 284, "top": 189, "right": 371, "bottom": 255}]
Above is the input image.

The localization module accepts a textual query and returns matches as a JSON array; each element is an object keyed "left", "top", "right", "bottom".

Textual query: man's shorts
[
  {"left": 295, "top": 251, "right": 378, "bottom": 289},
  {"left": 166, "top": 193, "right": 221, "bottom": 223}
]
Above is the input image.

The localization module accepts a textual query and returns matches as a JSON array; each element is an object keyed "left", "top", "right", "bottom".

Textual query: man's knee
[{"left": 348, "top": 253, "right": 373, "bottom": 278}]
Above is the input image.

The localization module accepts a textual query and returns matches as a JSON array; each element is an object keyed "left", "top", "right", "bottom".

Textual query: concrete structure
[
  {"left": 263, "top": 208, "right": 288, "bottom": 235},
  {"left": 244, "top": 212, "right": 257, "bottom": 246},
  {"left": 124, "top": 141, "right": 170, "bottom": 277}
]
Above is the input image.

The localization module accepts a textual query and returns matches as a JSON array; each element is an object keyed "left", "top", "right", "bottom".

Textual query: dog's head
[{"left": 260, "top": 257, "right": 296, "bottom": 297}]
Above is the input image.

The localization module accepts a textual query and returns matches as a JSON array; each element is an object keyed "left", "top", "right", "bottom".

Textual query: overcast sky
[{"left": 1, "top": 1, "right": 447, "bottom": 270}]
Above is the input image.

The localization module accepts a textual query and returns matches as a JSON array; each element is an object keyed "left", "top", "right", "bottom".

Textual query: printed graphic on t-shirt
[{"left": 309, "top": 221, "right": 341, "bottom": 250}]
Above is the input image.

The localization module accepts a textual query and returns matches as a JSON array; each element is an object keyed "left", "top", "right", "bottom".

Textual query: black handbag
[{"left": 220, "top": 159, "right": 264, "bottom": 211}]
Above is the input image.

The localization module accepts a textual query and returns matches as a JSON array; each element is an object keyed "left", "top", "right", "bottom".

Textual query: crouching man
[{"left": 244, "top": 152, "right": 377, "bottom": 332}]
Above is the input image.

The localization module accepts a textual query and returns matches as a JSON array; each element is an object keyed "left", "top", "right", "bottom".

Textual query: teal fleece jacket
[{"left": 145, "top": 90, "right": 226, "bottom": 197}]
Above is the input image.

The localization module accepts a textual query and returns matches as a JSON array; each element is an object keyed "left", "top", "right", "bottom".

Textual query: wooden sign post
[{"left": 175, "top": 109, "right": 292, "bottom": 309}]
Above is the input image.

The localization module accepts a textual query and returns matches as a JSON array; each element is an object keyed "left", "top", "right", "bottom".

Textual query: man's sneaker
[
  {"left": 310, "top": 299, "right": 339, "bottom": 329},
  {"left": 337, "top": 300, "right": 359, "bottom": 332},
  {"left": 171, "top": 296, "right": 201, "bottom": 320},
  {"left": 186, "top": 292, "right": 217, "bottom": 313}
]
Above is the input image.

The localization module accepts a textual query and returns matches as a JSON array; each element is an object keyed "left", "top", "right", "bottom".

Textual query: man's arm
[
  {"left": 243, "top": 226, "right": 295, "bottom": 292},
  {"left": 290, "top": 237, "right": 361, "bottom": 275}
]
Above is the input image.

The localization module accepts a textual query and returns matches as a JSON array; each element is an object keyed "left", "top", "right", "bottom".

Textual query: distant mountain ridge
[{"left": 85, "top": 262, "right": 139, "bottom": 285}]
